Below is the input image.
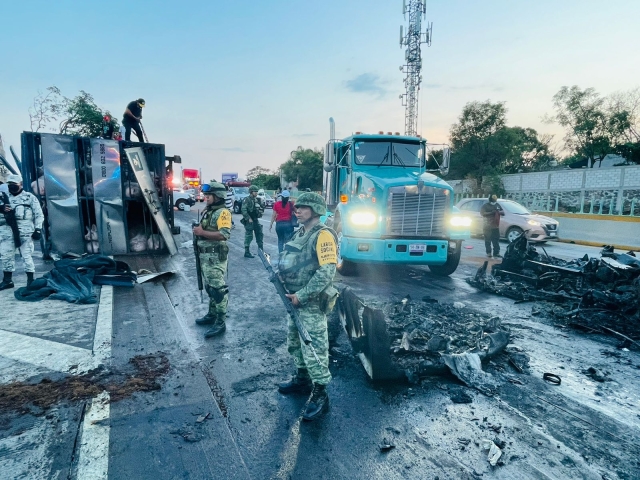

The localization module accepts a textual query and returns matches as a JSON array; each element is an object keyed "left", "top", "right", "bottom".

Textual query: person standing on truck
[
  {"left": 480, "top": 194, "right": 503, "bottom": 258},
  {"left": 276, "top": 193, "right": 338, "bottom": 421},
  {"left": 240, "top": 185, "right": 264, "bottom": 258},
  {"left": 122, "top": 98, "right": 145, "bottom": 142},
  {"left": 193, "top": 181, "right": 232, "bottom": 338},
  {"left": 0, "top": 175, "right": 44, "bottom": 290},
  {"left": 269, "top": 189, "right": 295, "bottom": 253}
]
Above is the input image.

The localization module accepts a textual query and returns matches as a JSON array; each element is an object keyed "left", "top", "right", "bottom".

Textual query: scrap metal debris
[
  {"left": 370, "top": 297, "right": 510, "bottom": 391},
  {"left": 481, "top": 438, "right": 503, "bottom": 466},
  {"left": 468, "top": 237, "right": 640, "bottom": 341}
]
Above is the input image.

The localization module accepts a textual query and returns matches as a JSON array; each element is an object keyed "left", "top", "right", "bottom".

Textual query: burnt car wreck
[{"left": 469, "top": 236, "right": 640, "bottom": 346}]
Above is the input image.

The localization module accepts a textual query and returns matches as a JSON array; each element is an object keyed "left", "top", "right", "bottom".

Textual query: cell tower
[{"left": 399, "top": 0, "right": 432, "bottom": 137}]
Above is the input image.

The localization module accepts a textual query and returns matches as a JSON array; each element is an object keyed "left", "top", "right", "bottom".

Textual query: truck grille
[{"left": 387, "top": 189, "right": 448, "bottom": 237}]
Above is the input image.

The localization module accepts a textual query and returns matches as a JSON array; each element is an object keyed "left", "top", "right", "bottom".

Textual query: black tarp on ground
[{"left": 14, "top": 255, "right": 136, "bottom": 304}]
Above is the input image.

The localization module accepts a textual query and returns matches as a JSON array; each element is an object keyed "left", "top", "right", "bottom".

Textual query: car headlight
[
  {"left": 349, "top": 211, "right": 377, "bottom": 226},
  {"left": 450, "top": 216, "right": 472, "bottom": 227},
  {"left": 527, "top": 220, "right": 541, "bottom": 226}
]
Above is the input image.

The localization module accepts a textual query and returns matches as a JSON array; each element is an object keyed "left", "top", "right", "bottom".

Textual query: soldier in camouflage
[
  {"left": 0, "top": 174, "right": 44, "bottom": 290},
  {"left": 277, "top": 192, "right": 338, "bottom": 421},
  {"left": 193, "top": 181, "right": 232, "bottom": 338},
  {"left": 241, "top": 185, "right": 264, "bottom": 258}
]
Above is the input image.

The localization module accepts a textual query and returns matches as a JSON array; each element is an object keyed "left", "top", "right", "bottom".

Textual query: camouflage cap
[
  {"left": 294, "top": 192, "right": 326, "bottom": 216},
  {"left": 249, "top": 185, "right": 259, "bottom": 193},
  {"left": 202, "top": 181, "right": 226, "bottom": 196}
]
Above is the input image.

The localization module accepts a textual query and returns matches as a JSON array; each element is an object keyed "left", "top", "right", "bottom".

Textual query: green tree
[
  {"left": 28, "top": 86, "right": 118, "bottom": 138},
  {"left": 448, "top": 100, "right": 553, "bottom": 180},
  {"left": 246, "top": 166, "right": 280, "bottom": 190},
  {"left": 280, "top": 147, "right": 323, "bottom": 191}
]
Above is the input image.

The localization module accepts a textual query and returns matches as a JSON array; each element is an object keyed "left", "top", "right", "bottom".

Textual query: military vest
[
  {"left": 278, "top": 223, "right": 336, "bottom": 293},
  {"left": 199, "top": 205, "right": 231, "bottom": 248}
]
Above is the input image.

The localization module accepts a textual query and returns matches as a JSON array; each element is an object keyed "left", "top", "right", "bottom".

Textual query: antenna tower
[{"left": 399, "top": 0, "right": 432, "bottom": 137}]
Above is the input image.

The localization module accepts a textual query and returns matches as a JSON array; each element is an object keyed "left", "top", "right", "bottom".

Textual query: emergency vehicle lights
[
  {"left": 350, "top": 211, "right": 377, "bottom": 226},
  {"left": 449, "top": 216, "right": 472, "bottom": 227}
]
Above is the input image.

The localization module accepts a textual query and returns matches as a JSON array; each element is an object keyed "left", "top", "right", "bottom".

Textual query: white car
[{"left": 173, "top": 189, "right": 196, "bottom": 210}]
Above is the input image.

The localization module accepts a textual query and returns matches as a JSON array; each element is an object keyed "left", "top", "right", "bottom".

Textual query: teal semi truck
[{"left": 323, "top": 118, "right": 471, "bottom": 276}]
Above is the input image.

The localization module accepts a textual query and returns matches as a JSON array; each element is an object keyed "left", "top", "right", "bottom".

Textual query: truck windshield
[
  {"left": 234, "top": 187, "right": 249, "bottom": 195},
  {"left": 354, "top": 141, "right": 423, "bottom": 167}
]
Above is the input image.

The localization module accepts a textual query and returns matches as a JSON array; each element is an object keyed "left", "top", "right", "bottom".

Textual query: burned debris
[{"left": 468, "top": 236, "right": 640, "bottom": 342}]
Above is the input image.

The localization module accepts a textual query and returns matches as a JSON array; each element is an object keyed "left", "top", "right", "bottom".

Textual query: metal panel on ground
[
  {"left": 40, "top": 134, "right": 85, "bottom": 254},
  {"left": 91, "top": 139, "right": 128, "bottom": 255},
  {"left": 124, "top": 147, "right": 178, "bottom": 255}
]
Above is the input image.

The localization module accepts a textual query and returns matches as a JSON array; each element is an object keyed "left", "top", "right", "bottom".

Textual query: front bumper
[
  {"left": 341, "top": 237, "right": 449, "bottom": 265},
  {"left": 526, "top": 225, "right": 559, "bottom": 242}
]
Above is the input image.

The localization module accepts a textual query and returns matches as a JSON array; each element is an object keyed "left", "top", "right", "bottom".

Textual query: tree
[
  {"left": 448, "top": 100, "right": 554, "bottom": 180},
  {"left": 28, "top": 86, "right": 118, "bottom": 138},
  {"left": 246, "top": 166, "right": 280, "bottom": 189},
  {"left": 280, "top": 147, "right": 323, "bottom": 191}
]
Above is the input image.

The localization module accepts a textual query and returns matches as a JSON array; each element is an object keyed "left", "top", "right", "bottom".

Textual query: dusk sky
[{"left": 1, "top": 0, "right": 639, "bottom": 183}]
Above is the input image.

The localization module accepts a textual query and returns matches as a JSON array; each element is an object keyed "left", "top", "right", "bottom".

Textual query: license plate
[
  {"left": 549, "top": 232, "right": 557, "bottom": 236},
  {"left": 409, "top": 244, "right": 426, "bottom": 253}
]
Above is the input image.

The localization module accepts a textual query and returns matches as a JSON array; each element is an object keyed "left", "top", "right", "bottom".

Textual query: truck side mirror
[{"left": 439, "top": 148, "right": 450, "bottom": 176}]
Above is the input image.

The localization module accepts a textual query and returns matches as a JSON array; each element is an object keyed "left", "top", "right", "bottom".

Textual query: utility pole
[{"left": 399, "top": 0, "right": 432, "bottom": 137}]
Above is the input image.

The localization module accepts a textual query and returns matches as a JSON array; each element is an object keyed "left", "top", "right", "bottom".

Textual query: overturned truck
[{"left": 20, "top": 132, "right": 180, "bottom": 258}]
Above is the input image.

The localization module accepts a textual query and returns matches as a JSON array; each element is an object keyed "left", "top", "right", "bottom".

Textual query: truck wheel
[
  {"left": 176, "top": 199, "right": 186, "bottom": 210},
  {"left": 506, "top": 226, "right": 524, "bottom": 243},
  {"left": 335, "top": 222, "right": 357, "bottom": 276},
  {"left": 428, "top": 241, "right": 462, "bottom": 276}
]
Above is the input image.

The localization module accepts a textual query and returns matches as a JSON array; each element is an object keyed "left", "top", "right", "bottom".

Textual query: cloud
[
  {"left": 218, "top": 147, "right": 246, "bottom": 152},
  {"left": 345, "top": 73, "right": 388, "bottom": 96}
]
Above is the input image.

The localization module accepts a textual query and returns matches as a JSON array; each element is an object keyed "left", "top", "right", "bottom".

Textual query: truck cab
[{"left": 323, "top": 123, "right": 470, "bottom": 276}]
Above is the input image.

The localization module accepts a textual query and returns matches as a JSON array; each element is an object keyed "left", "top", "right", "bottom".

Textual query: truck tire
[{"left": 428, "top": 241, "right": 462, "bottom": 276}]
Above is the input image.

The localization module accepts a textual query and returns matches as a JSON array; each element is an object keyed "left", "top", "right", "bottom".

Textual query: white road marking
[
  {"left": 93, "top": 285, "right": 113, "bottom": 366},
  {"left": 77, "top": 391, "right": 111, "bottom": 479}
]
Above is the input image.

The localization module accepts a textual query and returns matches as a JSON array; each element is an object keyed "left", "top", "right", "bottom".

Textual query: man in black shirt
[{"left": 122, "top": 98, "right": 146, "bottom": 142}]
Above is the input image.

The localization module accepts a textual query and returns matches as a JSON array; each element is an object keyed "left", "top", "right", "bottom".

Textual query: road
[{"left": 1, "top": 208, "right": 638, "bottom": 479}]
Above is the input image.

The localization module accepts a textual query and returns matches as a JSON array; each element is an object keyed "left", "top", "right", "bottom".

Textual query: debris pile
[
  {"left": 468, "top": 237, "right": 640, "bottom": 342},
  {"left": 372, "top": 297, "right": 510, "bottom": 392}
]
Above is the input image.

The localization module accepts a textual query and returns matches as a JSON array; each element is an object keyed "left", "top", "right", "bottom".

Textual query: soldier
[
  {"left": 276, "top": 193, "right": 338, "bottom": 421},
  {"left": 192, "top": 181, "right": 232, "bottom": 338},
  {"left": 241, "top": 185, "right": 264, "bottom": 258},
  {"left": 0, "top": 174, "right": 44, "bottom": 290}
]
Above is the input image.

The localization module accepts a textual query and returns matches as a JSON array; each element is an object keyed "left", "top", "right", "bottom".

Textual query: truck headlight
[
  {"left": 350, "top": 211, "right": 377, "bottom": 226},
  {"left": 527, "top": 220, "right": 541, "bottom": 226},
  {"left": 450, "top": 216, "right": 472, "bottom": 227}
]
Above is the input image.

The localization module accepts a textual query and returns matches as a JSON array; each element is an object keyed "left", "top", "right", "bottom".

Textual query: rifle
[
  {"left": 192, "top": 216, "right": 204, "bottom": 303},
  {"left": 258, "top": 249, "right": 321, "bottom": 366},
  {"left": 0, "top": 192, "right": 21, "bottom": 248}
]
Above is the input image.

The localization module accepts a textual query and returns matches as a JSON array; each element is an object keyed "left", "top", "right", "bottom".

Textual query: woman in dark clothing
[{"left": 269, "top": 190, "right": 295, "bottom": 252}]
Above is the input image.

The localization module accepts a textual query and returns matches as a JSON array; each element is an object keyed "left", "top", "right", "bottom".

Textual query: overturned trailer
[{"left": 20, "top": 132, "right": 180, "bottom": 257}]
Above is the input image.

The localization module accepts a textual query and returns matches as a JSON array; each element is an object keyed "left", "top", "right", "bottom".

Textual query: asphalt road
[{"left": 1, "top": 209, "right": 638, "bottom": 479}]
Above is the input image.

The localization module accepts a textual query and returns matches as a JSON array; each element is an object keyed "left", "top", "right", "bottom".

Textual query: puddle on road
[{"left": 0, "top": 352, "right": 170, "bottom": 413}]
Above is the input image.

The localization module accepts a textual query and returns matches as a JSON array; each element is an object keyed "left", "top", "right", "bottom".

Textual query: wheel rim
[{"left": 508, "top": 229, "right": 522, "bottom": 242}]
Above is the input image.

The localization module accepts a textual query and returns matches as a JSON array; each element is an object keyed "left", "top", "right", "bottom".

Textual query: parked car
[
  {"left": 173, "top": 189, "right": 196, "bottom": 210},
  {"left": 455, "top": 198, "right": 559, "bottom": 243},
  {"left": 260, "top": 192, "right": 275, "bottom": 208},
  {"left": 231, "top": 186, "right": 250, "bottom": 213}
]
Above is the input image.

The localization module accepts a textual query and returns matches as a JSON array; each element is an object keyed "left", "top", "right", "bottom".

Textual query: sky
[{"left": 1, "top": 0, "right": 639, "bottom": 183}]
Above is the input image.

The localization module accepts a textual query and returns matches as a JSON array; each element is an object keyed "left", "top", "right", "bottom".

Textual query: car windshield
[
  {"left": 353, "top": 141, "right": 424, "bottom": 167},
  {"left": 500, "top": 201, "right": 530, "bottom": 215},
  {"left": 234, "top": 187, "right": 249, "bottom": 195}
]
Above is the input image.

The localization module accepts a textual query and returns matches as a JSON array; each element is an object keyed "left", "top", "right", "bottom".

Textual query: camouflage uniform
[
  {"left": 241, "top": 191, "right": 264, "bottom": 254},
  {"left": 0, "top": 189, "right": 44, "bottom": 274},
  {"left": 198, "top": 204, "right": 232, "bottom": 320},
  {"left": 278, "top": 223, "right": 338, "bottom": 385}
]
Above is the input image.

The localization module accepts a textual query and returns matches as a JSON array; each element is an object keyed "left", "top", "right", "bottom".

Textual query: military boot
[
  {"left": 195, "top": 313, "right": 217, "bottom": 325},
  {"left": 204, "top": 315, "right": 226, "bottom": 338},
  {"left": 244, "top": 248, "right": 254, "bottom": 258},
  {"left": 26, "top": 272, "right": 34, "bottom": 288},
  {"left": 0, "top": 272, "right": 14, "bottom": 291},
  {"left": 278, "top": 369, "right": 312, "bottom": 395},
  {"left": 303, "top": 383, "right": 329, "bottom": 421}
]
